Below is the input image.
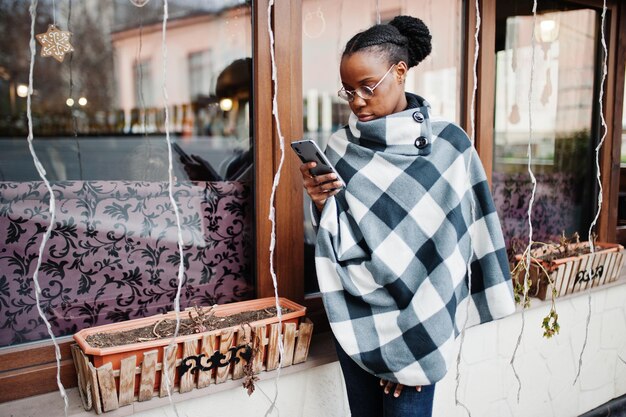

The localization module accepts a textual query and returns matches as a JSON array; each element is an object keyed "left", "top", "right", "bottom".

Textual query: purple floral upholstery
[
  {"left": 492, "top": 171, "right": 579, "bottom": 248},
  {"left": 0, "top": 181, "right": 253, "bottom": 347}
]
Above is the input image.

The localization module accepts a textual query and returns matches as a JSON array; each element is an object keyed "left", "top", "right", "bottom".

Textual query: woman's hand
[
  {"left": 380, "top": 379, "right": 422, "bottom": 398},
  {"left": 299, "top": 162, "right": 343, "bottom": 212}
]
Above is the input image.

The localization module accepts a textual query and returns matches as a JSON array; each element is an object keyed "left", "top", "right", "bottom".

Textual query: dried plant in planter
[
  {"left": 509, "top": 231, "right": 624, "bottom": 338},
  {"left": 72, "top": 297, "right": 314, "bottom": 414},
  {"left": 185, "top": 304, "right": 218, "bottom": 333},
  {"left": 509, "top": 235, "right": 566, "bottom": 339}
]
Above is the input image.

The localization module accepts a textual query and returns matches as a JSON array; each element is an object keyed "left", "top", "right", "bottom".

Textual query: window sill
[{"left": 0, "top": 331, "right": 338, "bottom": 417}]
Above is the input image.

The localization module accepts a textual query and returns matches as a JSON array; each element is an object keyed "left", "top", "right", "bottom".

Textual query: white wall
[{"left": 434, "top": 280, "right": 626, "bottom": 417}]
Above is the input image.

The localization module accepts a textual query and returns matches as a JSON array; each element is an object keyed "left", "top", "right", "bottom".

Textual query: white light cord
[
  {"left": 265, "top": 1, "right": 285, "bottom": 415},
  {"left": 454, "top": 1, "right": 480, "bottom": 416},
  {"left": 161, "top": 1, "right": 184, "bottom": 415},
  {"left": 27, "top": 1, "right": 68, "bottom": 415},
  {"left": 575, "top": 0, "right": 608, "bottom": 385},
  {"left": 510, "top": 0, "right": 538, "bottom": 404}
]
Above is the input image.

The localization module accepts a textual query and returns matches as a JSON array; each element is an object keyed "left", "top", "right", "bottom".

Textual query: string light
[
  {"left": 27, "top": 0, "right": 69, "bottom": 415},
  {"left": 16, "top": 84, "right": 29, "bottom": 98},
  {"left": 303, "top": 7, "right": 326, "bottom": 39},
  {"left": 160, "top": 1, "right": 184, "bottom": 415},
  {"left": 264, "top": 0, "right": 286, "bottom": 414},
  {"left": 575, "top": 0, "right": 609, "bottom": 386},
  {"left": 454, "top": 1, "right": 481, "bottom": 416},
  {"left": 509, "top": 0, "right": 539, "bottom": 404}
]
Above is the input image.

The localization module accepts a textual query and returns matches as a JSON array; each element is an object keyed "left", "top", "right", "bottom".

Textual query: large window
[
  {"left": 300, "top": 0, "right": 465, "bottom": 294},
  {"left": 0, "top": 0, "right": 253, "bottom": 347},
  {"left": 492, "top": 1, "right": 601, "bottom": 248}
]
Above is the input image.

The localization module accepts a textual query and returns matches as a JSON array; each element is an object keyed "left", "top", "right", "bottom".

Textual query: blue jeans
[{"left": 334, "top": 339, "right": 435, "bottom": 417}]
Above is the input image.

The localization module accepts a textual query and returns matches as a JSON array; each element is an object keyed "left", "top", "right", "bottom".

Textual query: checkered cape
[{"left": 313, "top": 97, "right": 515, "bottom": 386}]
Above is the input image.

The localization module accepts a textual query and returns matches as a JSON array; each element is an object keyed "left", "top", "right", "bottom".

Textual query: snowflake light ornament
[{"left": 35, "top": 24, "right": 74, "bottom": 63}]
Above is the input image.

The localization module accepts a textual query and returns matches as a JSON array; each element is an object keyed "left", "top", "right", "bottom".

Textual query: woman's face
[{"left": 339, "top": 52, "right": 408, "bottom": 122}]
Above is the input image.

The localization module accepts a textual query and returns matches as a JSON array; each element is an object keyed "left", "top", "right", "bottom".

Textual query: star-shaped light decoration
[
  {"left": 129, "top": 0, "right": 151, "bottom": 6},
  {"left": 35, "top": 24, "right": 74, "bottom": 63}
]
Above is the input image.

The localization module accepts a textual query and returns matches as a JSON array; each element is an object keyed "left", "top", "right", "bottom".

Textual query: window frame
[
  {"left": 466, "top": 0, "right": 626, "bottom": 244},
  {"left": 2, "top": 0, "right": 625, "bottom": 404}
]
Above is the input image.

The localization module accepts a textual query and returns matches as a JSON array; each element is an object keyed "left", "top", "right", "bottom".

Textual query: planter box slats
[
  {"left": 282, "top": 322, "right": 297, "bottom": 367},
  {"left": 215, "top": 329, "right": 234, "bottom": 384},
  {"left": 516, "top": 242, "right": 624, "bottom": 300},
  {"left": 97, "top": 364, "right": 118, "bottom": 411},
  {"left": 197, "top": 334, "right": 217, "bottom": 388},
  {"left": 232, "top": 327, "right": 250, "bottom": 380},
  {"left": 71, "top": 298, "right": 313, "bottom": 414},
  {"left": 266, "top": 323, "right": 281, "bottom": 372},
  {"left": 252, "top": 325, "right": 265, "bottom": 374},
  {"left": 179, "top": 340, "right": 197, "bottom": 394},
  {"left": 294, "top": 318, "right": 314, "bottom": 364},
  {"left": 159, "top": 345, "right": 177, "bottom": 398},
  {"left": 118, "top": 356, "right": 136, "bottom": 406},
  {"left": 138, "top": 350, "right": 157, "bottom": 402}
]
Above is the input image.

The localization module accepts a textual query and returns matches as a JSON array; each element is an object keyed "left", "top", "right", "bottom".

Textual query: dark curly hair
[{"left": 342, "top": 15, "right": 432, "bottom": 68}]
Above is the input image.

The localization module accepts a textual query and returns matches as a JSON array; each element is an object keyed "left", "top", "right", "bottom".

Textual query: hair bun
[{"left": 389, "top": 16, "right": 432, "bottom": 67}]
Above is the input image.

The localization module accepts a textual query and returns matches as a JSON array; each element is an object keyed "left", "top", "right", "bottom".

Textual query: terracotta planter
[
  {"left": 71, "top": 297, "right": 313, "bottom": 414},
  {"left": 514, "top": 242, "right": 624, "bottom": 300}
]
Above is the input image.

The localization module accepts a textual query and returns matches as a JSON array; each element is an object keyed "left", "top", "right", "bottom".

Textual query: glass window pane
[
  {"left": 492, "top": 2, "right": 600, "bottom": 249},
  {"left": 0, "top": 0, "right": 254, "bottom": 347},
  {"left": 301, "top": 1, "right": 464, "bottom": 294}
]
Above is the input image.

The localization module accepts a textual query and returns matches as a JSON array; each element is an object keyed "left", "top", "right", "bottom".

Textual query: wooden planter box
[
  {"left": 71, "top": 297, "right": 313, "bottom": 414},
  {"left": 514, "top": 242, "right": 624, "bottom": 300}
]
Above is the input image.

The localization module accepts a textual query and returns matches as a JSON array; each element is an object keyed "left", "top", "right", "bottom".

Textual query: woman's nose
[{"left": 351, "top": 95, "right": 367, "bottom": 109}]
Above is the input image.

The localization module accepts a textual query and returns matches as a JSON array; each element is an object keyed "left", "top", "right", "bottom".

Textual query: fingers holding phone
[
  {"left": 293, "top": 139, "right": 345, "bottom": 211},
  {"left": 299, "top": 162, "right": 342, "bottom": 212}
]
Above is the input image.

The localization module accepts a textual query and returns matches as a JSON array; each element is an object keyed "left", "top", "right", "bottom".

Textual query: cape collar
[{"left": 347, "top": 93, "right": 433, "bottom": 156}]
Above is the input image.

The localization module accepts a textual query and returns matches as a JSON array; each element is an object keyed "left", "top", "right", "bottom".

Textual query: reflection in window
[
  {"left": 301, "top": 0, "right": 463, "bottom": 294},
  {"left": 188, "top": 50, "right": 214, "bottom": 102},
  {"left": 134, "top": 59, "right": 154, "bottom": 109},
  {"left": 0, "top": 0, "right": 253, "bottom": 347},
  {"left": 492, "top": 3, "right": 599, "bottom": 249}
]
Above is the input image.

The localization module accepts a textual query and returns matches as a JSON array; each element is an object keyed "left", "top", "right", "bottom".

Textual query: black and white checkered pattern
[{"left": 314, "top": 95, "right": 515, "bottom": 386}]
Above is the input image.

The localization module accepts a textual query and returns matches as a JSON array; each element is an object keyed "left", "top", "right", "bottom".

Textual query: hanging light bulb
[
  {"left": 303, "top": 7, "right": 326, "bottom": 39},
  {"left": 537, "top": 16, "right": 559, "bottom": 43},
  {"left": 78, "top": 97, "right": 87, "bottom": 106},
  {"left": 66, "top": 98, "right": 75, "bottom": 107},
  {"left": 219, "top": 98, "right": 233, "bottom": 111},
  {"left": 16, "top": 84, "right": 29, "bottom": 98}
]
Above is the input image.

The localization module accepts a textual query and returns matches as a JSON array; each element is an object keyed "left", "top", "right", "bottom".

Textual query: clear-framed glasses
[{"left": 337, "top": 64, "right": 396, "bottom": 102}]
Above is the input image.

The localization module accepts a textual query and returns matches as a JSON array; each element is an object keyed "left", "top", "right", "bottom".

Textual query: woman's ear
[{"left": 395, "top": 61, "right": 408, "bottom": 83}]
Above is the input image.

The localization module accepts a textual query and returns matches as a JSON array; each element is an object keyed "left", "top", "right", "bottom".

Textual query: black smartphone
[
  {"left": 291, "top": 139, "right": 344, "bottom": 187},
  {"left": 172, "top": 142, "right": 222, "bottom": 181}
]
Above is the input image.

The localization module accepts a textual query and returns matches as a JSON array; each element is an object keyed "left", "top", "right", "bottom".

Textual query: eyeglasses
[{"left": 337, "top": 64, "right": 396, "bottom": 103}]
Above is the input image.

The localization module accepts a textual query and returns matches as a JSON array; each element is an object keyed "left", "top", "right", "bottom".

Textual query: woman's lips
[{"left": 357, "top": 114, "right": 374, "bottom": 122}]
